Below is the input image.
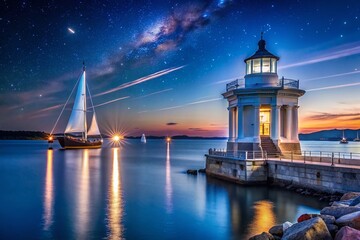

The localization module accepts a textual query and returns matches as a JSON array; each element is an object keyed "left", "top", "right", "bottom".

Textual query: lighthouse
[{"left": 223, "top": 35, "right": 305, "bottom": 156}]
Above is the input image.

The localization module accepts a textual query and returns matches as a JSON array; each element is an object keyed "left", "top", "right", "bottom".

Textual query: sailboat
[
  {"left": 340, "top": 130, "right": 348, "bottom": 144},
  {"left": 141, "top": 133, "right": 146, "bottom": 143},
  {"left": 354, "top": 131, "right": 360, "bottom": 142},
  {"left": 55, "top": 63, "right": 103, "bottom": 149}
]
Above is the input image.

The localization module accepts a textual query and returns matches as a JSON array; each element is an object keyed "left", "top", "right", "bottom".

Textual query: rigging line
[
  {"left": 50, "top": 72, "right": 82, "bottom": 135},
  {"left": 86, "top": 82, "right": 102, "bottom": 138}
]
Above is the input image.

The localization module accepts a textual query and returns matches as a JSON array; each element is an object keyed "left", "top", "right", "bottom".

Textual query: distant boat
[
  {"left": 340, "top": 130, "right": 348, "bottom": 144},
  {"left": 141, "top": 134, "right": 146, "bottom": 143},
  {"left": 354, "top": 131, "right": 360, "bottom": 142},
  {"left": 55, "top": 63, "right": 103, "bottom": 149}
]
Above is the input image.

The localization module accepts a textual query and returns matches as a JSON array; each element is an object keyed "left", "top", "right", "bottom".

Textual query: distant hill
[
  {"left": 0, "top": 131, "right": 49, "bottom": 140},
  {"left": 299, "top": 129, "right": 360, "bottom": 141}
]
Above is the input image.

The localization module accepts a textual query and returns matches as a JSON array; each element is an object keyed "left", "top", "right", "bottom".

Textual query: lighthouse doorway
[{"left": 260, "top": 109, "right": 270, "bottom": 136}]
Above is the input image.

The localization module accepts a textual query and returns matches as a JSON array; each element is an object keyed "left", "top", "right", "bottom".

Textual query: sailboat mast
[{"left": 83, "top": 62, "right": 87, "bottom": 141}]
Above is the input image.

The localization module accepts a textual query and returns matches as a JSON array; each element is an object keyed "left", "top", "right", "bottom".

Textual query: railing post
[
  {"left": 320, "top": 151, "right": 322, "bottom": 162},
  {"left": 304, "top": 151, "right": 306, "bottom": 162},
  {"left": 245, "top": 151, "right": 248, "bottom": 160},
  {"left": 331, "top": 152, "right": 334, "bottom": 166},
  {"left": 310, "top": 151, "right": 312, "bottom": 161},
  {"left": 350, "top": 152, "right": 352, "bottom": 160},
  {"left": 252, "top": 151, "right": 255, "bottom": 160}
]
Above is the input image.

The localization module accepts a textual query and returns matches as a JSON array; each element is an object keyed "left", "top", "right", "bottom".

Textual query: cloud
[
  {"left": 94, "top": 66, "right": 185, "bottom": 97},
  {"left": 166, "top": 122, "right": 178, "bottom": 126},
  {"left": 305, "top": 112, "right": 360, "bottom": 121},
  {"left": 188, "top": 127, "right": 208, "bottom": 131},
  {"left": 280, "top": 41, "right": 360, "bottom": 69},
  {"left": 306, "top": 82, "right": 360, "bottom": 92}
]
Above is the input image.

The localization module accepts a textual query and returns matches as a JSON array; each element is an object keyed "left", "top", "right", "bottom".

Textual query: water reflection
[
  {"left": 246, "top": 200, "right": 276, "bottom": 238},
  {"left": 107, "top": 148, "right": 123, "bottom": 239},
  {"left": 43, "top": 149, "right": 54, "bottom": 232},
  {"left": 75, "top": 149, "right": 90, "bottom": 238},
  {"left": 165, "top": 142, "right": 173, "bottom": 213}
]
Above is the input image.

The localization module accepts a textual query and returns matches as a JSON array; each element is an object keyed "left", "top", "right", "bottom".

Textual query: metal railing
[
  {"left": 225, "top": 77, "right": 300, "bottom": 91},
  {"left": 278, "top": 151, "right": 360, "bottom": 166},
  {"left": 208, "top": 149, "right": 268, "bottom": 160},
  {"left": 280, "top": 77, "right": 300, "bottom": 89},
  {"left": 226, "top": 79, "right": 245, "bottom": 91}
]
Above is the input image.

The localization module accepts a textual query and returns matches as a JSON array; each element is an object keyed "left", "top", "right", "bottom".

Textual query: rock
[
  {"left": 334, "top": 226, "right": 360, "bottom": 240},
  {"left": 340, "top": 192, "right": 360, "bottom": 201},
  {"left": 249, "top": 232, "right": 275, "bottom": 240},
  {"left": 320, "top": 214, "right": 336, "bottom": 224},
  {"left": 332, "top": 202, "right": 351, "bottom": 207},
  {"left": 350, "top": 196, "right": 360, "bottom": 206},
  {"left": 320, "top": 206, "right": 360, "bottom": 219},
  {"left": 282, "top": 217, "right": 332, "bottom": 240},
  {"left": 326, "top": 223, "right": 339, "bottom": 238},
  {"left": 283, "top": 221, "right": 293, "bottom": 231},
  {"left": 296, "top": 188, "right": 303, "bottom": 193},
  {"left": 298, "top": 213, "right": 312, "bottom": 223},
  {"left": 269, "top": 224, "right": 283, "bottom": 237},
  {"left": 186, "top": 169, "right": 197, "bottom": 175},
  {"left": 335, "top": 211, "right": 360, "bottom": 230},
  {"left": 198, "top": 168, "right": 206, "bottom": 173}
]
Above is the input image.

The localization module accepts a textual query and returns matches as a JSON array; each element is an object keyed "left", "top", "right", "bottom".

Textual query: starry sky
[{"left": 1, "top": 0, "right": 360, "bottom": 136}]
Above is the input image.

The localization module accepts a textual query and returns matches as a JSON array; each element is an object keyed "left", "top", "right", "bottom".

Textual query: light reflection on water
[
  {"left": 107, "top": 148, "right": 123, "bottom": 239},
  {"left": 246, "top": 200, "right": 276, "bottom": 239},
  {"left": 43, "top": 149, "right": 54, "bottom": 232},
  {"left": 165, "top": 142, "right": 173, "bottom": 213}
]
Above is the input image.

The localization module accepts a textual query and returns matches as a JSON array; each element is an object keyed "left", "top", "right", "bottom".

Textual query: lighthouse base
[{"left": 227, "top": 142, "right": 261, "bottom": 152}]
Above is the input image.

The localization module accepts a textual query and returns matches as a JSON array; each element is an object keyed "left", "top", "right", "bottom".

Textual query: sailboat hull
[{"left": 57, "top": 136, "right": 102, "bottom": 149}]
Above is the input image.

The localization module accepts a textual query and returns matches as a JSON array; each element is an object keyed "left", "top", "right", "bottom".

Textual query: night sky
[{"left": 1, "top": 0, "right": 360, "bottom": 136}]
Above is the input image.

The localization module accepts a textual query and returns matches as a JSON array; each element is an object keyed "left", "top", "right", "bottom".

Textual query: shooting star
[
  {"left": 92, "top": 96, "right": 130, "bottom": 108},
  {"left": 94, "top": 65, "right": 185, "bottom": 97},
  {"left": 67, "top": 27, "right": 75, "bottom": 34}
]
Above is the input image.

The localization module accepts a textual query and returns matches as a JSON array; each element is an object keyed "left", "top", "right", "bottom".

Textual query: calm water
[{"left": 0, "top": 140, "right": 337, "bottom": 239}]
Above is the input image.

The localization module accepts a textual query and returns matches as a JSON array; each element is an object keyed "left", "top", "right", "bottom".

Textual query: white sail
[
  {"left": 141, "top": 133, "right": 146, "bottom": 143},
  {"left": 65, "top": 71, "right": 87, "bottom": 134},
  {"left": 87, "top": 114, "right": 101, "bottom": 136}
]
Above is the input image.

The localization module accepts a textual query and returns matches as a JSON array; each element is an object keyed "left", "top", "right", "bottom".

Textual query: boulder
[
  {"left": 320, "top": 206, "right": 360, "bottom": 219},
  {"left": 320, "top": 215, "right": 336, "bottom": 224},
  {"left": 326, "top": 223, "right": 339, "bottom": 238},
  {"left": 249, "top": 232, "right": 275, "bottom": 240},
  {"left": 332, "top": 200, "right": 353, "bottom": 207},
  {"left": 186, "top": 169, "right": 197, "bottom": 175},
  {"left": 282, "top": 217, "right": 332, "bottom": 240},
  {"left": 350, "top": 196, "right": 360, "bottom": 206},
  {"left": 298, "top": 213, "right": 312, "bottom": 223},
  {"left": 283, "top": 221, "right": 293, "bottom": 231},
  {"left": 340, "top": 192, "right": 360, "bottom": 201},
  {"left": 335, "top": 211, "right": 360, "bottom": 230},
  {"left": 334, "top": 226, "right": 360, "bottom": 240},
  {"left": 269, "top": 224, "right": 283, "bottom": 237}
]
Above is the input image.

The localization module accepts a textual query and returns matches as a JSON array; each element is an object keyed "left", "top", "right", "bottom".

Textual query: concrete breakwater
[
  {"left": 249, "top": 192, "right": 360, "bottom": 240},
  {"left": 205, "top": 154, "right": 360, "bottom": 194}
]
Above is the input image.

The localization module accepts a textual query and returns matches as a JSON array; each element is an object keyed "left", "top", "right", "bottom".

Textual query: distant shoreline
[{"left": 1, "top": 129, "right": 359, "bottom": 141}]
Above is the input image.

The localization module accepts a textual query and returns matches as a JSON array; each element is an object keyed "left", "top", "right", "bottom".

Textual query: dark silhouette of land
[{"left": 1, "top": 129, "right": 359, "bottom": 141}]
